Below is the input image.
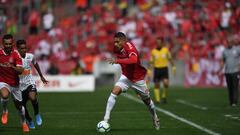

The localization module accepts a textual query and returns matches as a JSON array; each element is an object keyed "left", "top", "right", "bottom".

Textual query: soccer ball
[{"left": 96, "top": 121, "right": 110, "bottom": 133}]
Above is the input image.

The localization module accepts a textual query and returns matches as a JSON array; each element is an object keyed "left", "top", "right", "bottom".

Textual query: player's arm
[
  {"left": 108, "top": 54, "right": 138, "bottom": 65},
  {"left": 217, "top": 56, "right": 225, "bottom": 75},
  {"left": 149, "top": 50, "right": 155, "bottom": 69},
  {"left": 10, "top": 64, "right": 24, "bottom": 74},
  {"left": 168, "top": 51, "right": 176, "bottom": 76},
  {"left": 33, "top": 60, "right": 48, "bottom": 84}
]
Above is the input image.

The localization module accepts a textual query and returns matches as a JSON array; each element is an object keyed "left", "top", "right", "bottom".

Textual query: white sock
[
  {"left": 148, "top": 100, "right": 157, "bottom": 118},
  {"left": 104, "top": 93, "right": 117, "bottom": 122},
  {"left": 1, "top": 98, "right": 9, "bottom": 113}
]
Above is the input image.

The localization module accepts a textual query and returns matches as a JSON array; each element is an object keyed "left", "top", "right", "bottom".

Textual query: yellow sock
[
  {"left": 154, "top": 88, "right": 160, "bottom": 102},
  {"left": 162, "top": 87, "right": 168, "bottom": 99}
]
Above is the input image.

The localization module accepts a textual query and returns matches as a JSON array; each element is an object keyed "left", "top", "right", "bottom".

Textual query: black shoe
[{"left": 161, "top": 98, "right": 167, "bottom": 104}]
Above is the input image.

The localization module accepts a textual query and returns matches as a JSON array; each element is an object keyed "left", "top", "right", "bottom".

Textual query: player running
[
  {"left": 16, "top": 39, "right": 48, "bottom": 129},
  {"left": 102, "top": 32, "right": 160, "bottom": 130},
  {"left": 150, "top": 37, "right": 176, "bottom": 104},
  {"left": 0, "top": 34, "right": 29, "bottom": 132}
]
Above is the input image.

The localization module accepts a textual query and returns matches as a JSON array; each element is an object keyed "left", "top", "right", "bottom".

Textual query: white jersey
[{"left": 19, "top": 53, "right": 36, "bottom": 91}]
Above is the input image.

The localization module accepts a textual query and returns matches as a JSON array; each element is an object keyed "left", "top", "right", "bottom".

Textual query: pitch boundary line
[
  {"left": 176, "top": 99, "right": 208, "bottom": 110},
  {"left": 123, "top": 94, "right": 221, "bottom": 135}
]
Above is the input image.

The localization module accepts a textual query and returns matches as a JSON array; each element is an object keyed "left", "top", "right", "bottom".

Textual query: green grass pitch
[{"left": 0, "top": 86, "right": 240, "bottom": 135}]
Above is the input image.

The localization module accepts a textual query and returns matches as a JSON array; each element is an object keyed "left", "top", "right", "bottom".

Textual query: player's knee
[
  {"left": 112, "top": 86, "right": 122, "bottom": 96},
  {"left": 29, "top": 91, "right": 37, "bottom": 101},
  {"left": 29, "top": 94, "right": 37, "bottom": 101},
  {"left": 14, "top": 102, "right": 23, "bottom": 110},
  {"left": 1, "top": 88, "right": 9, "bottom": 99},
  {"left": 164, "top": 83, "right": 169, "bottom": 88},
  {"left": 163, "top": 80, "right": 169, "bottom": 87}
]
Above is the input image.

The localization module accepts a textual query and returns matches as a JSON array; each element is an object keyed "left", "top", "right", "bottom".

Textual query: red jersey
[
  {"left": 114, "top": 42, "right": 147, "bottom": 82},
  {"left": 0, "top": 49, "right": 22, "bottom": 86}
]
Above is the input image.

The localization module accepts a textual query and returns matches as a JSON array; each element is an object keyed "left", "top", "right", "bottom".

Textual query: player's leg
[
  {"left": 22, "top": 87, "right": 35, "bottom": 129},
  {"left": 11, "top": 88, "right": 29, "bottom": 132},
  {"left": 162, "top": 78, "right": 169, "bottom": 104},
  {"left": 225, "top": 74, "right": 234, "bottom": 106},
  {"left": 161, "top": 67, "right": 169, "bottom": 104},
  {"left": 154, "top": 81, "right": 160, "bottom": 103},
  {"left": 231, "top": 73, "right": 239, "bottom": 106},
  {"left": 0, "top": 86, "right": 10, "bottom": 125},
  {"left": 103, "top": 86, "right": 122, "bottom": 122},
  {"left": 153, "top": 68, "right": 160, "bottom": 103},
  {"left": 28, "top": 85, "right": 42, "bottom": 126},
  {"left": 142, "top": 97, "right": 160, "bottom": 130},
  {"left": 103, "top": 75, "right": 129, "bottom": 122},
  {"left": 132, "top": 80, "right": 160, "bottom": 130}
]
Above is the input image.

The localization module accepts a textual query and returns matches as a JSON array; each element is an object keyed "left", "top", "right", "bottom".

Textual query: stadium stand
[{"left": 0, "top": 0, "right": 239, "bottom": 75}]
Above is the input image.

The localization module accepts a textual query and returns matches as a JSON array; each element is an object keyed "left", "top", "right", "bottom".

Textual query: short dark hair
[
  {"left": 114, "top": 32, "right": 127, "bottom": 40},
  {"left": 2, "top": 34, "right": 13, "bottom": 42},
  {"left": 16, "top": 39, "right": 26, "bottom": 48}
]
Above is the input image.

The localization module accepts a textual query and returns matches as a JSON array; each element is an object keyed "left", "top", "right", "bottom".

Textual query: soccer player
[
  {"left": 0, "top": 34, "right": 29, "bottom": 132},
  {"left": 150, "top": 37, "right": 176, "bottom": 104},
  {"left": 16, "top": 39, "right": 48, "bottom": 129},
  {"left": 102, "top": 32, "right": 160, "bottom": 130}
]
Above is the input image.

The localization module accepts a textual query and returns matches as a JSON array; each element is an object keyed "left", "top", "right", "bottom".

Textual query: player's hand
[
  {"left": 107, "top": 58, "right": 116, "bottom": 65},
  {"left": 172, "top": 66, "right": 176, "bottom": 76},
  {"left": 0, "top": 63, "right": 14, "bottom": 68},
  {"left": 0, "top": 63, "right": 8, "bottom": 67},
  {"left": 41, "top": 77, "right": 49, "bottom": 84}
]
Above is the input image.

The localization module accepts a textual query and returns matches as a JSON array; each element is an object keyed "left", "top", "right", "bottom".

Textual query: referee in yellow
[{"left": 150, "top": 37, "right": 176, "bottom": 104}]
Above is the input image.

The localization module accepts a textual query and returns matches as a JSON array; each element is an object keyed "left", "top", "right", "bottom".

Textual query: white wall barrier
[{"left": 34, "top": 75, "right": 95, "bottom": 92}]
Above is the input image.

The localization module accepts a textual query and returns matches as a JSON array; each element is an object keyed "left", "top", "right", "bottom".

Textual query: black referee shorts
[{"left": 153, "top": 67, "right": 169, "bottom": 82}]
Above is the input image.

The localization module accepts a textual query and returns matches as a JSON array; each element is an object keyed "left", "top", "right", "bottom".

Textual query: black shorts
[
  {"left": 153, "top": 67, "right": 169, "bottom": 82},
  {"left": 22, "top": 85, "right": 37, "bottom": 103}
]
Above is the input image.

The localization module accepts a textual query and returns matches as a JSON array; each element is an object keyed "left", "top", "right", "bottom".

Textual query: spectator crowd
[{"left": 0, "top": 0, "right": 239, "bottom": 75}]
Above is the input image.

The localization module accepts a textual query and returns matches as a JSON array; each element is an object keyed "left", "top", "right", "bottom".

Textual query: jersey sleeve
[
  {"left": 125, "top": 42, "right": 138, "bottom": 57},
  {"left": 14, "top": 51, "right": 22, "bottom": 67}
]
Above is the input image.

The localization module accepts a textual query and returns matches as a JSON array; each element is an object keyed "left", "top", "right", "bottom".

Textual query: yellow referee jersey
[{"left": 151, "top": 47, "right": 171, "bottom": 68}]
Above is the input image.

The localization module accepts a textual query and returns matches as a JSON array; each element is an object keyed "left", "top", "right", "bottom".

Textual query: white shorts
[
  {"left": 115, "top": 75, "right": 150, "bottom": 100},
  {"left": 0, "top": 82, "right": 22, "bottom": 101}
]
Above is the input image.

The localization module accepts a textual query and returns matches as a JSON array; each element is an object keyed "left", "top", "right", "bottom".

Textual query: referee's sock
[
  {"left": 161, "top": 87, "right": 168, "bottom": 104},
  {"left": 162, "top": 87, "right": 167, "bottom": 98},
  {"left": 154, "top": 88, "right": 160, "bottom": 103}
]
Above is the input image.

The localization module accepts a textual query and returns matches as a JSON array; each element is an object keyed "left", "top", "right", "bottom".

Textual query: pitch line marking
[
  {"left": 123, "top": 94, "right": 221, "bottom": 135},
  {"left": 176, "top": 99, "right": 208, "bottom": 110},
  {"left": 224, "top": 114, "right": 240, "bottom": 121}
]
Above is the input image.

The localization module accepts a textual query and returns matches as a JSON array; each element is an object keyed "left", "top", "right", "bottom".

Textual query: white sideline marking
[
  {"left": 123, "top": 94, "right": 221, "bottom": 135},
  {"left": 224, "top": 114, "right": 240, "bottom": 121},
  {"left": 176, "top": 99, "right": 208, "bottom": 110}
]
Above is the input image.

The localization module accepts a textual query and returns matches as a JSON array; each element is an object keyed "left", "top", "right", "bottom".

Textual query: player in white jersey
[{"left": 16, "top": 40, "right": 48, "bottom": 129}]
